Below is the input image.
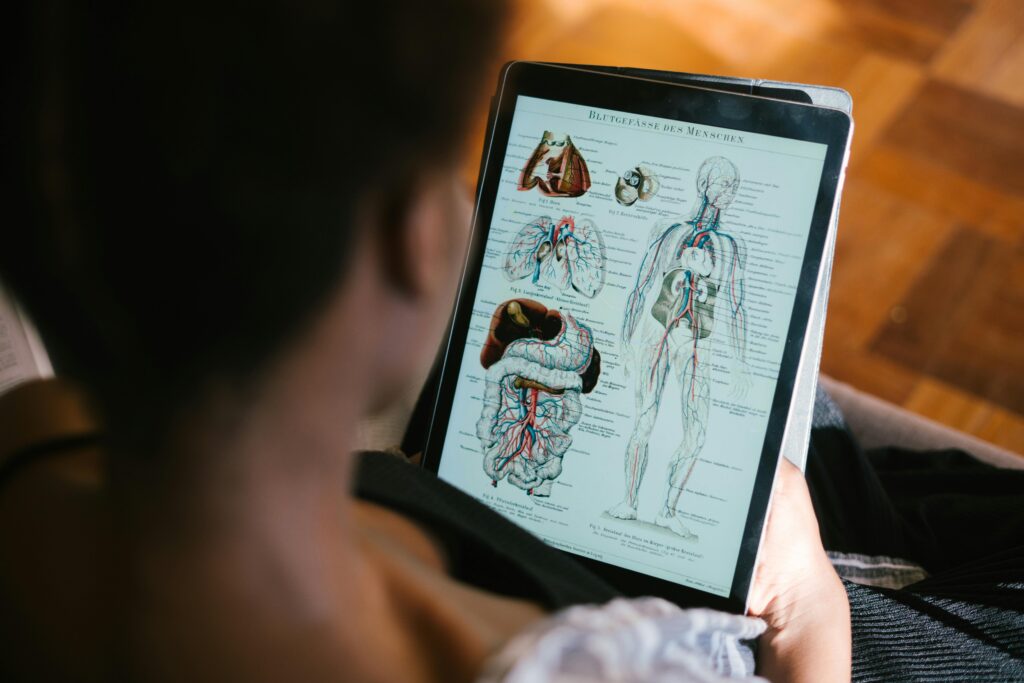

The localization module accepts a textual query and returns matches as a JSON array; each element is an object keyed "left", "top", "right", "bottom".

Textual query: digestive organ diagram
[
  {"left": 477, "top": 299, "right": 602, "bottom": 497},
  {"left": 503, "top": 215, "right": 607, "bottom": 298},
  {"left": 518, "top": 131, "right": 591, "bottom": 197},
  {"left": 608, "top": 156, "right": 749, "bottom": 539},
  {"left": 614, "top": 165, "right": 660, "bottom": 206}
]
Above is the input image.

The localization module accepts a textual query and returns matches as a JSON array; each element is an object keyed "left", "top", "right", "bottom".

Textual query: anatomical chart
[
  {"left": 503, "top": 215, "right": 607, "bottom": 298},
  {"left": 437, "top": 95, "right": 829, "bottom": 596},
  {"left": 609, "top": 156, "right": 749, "bottom": 541},
  {"left": 477, "top": 299, "right": 602, "bottom": 497},
  {"left": 518, "top": 131, "right": 592, "bottom": 197},
  {"left": 614, "top": 165, "right": 660, "bottom": 206}
]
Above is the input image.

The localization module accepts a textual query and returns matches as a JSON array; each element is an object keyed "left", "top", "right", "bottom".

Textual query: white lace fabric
[{"left": 478, "top": 597, "right": 767, "bottom": 683}]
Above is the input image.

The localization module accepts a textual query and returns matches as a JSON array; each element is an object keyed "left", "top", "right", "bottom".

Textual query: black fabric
[
  {"left": 808, "top": 426, "right": 1024, "bottom": 575},
  {"left": 806, "top": 427, "right": 1024, "bottom": 681},
  {"left": 354, "top": 451, "right": 620, "bottom": 610},
  {"left": 357, "top": 428, "right": 1024, "bottom": 681},
  {"left": 845, "top": 581, "right": 1024, "bottom": 682}
]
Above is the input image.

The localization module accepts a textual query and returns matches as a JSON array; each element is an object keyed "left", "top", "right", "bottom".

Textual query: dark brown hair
[{"left": 1, "top": 0, "right": 506, "bottom": 444}]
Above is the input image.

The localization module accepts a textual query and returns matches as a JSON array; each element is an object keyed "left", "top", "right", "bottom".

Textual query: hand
[{"left": 748, "top": 459, "right": 851, "bottom": 682}]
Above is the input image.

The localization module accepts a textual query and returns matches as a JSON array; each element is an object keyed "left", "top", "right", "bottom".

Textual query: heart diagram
[{"left": 517, "top": 131, "right": 591, "bottom": 198}]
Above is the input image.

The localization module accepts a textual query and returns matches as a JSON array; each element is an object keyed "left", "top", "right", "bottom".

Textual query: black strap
[{"left": 0, "top": 432, "right": 104, "bottom": 492}]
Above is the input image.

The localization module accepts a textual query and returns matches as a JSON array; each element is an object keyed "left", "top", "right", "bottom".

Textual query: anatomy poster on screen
[{"left": 438, "top": 95, "right": 828, "bottom": 597}]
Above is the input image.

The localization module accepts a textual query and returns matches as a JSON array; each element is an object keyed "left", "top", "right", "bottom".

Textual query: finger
[{"left": 775, "top": 457, "right": 803, "bottom": 492}]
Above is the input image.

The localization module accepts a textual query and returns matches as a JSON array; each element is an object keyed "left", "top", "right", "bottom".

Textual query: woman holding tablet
[{"left": 1, "top": 1, "right": 1021, "bottom": 682}]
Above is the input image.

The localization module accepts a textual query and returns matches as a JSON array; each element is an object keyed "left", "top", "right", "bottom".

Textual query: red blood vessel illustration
[
  {"left": 609, "top": 156, "right": 751, "bottom": 539},
  {"left": 518, "top": 131, "right": 591, "bottom": 198},
  {"left": 477, "top": 299, "right": 601, "bottom": 497},
  {"left": 503, "top": 215, "right": 606, "bottom": 298}
]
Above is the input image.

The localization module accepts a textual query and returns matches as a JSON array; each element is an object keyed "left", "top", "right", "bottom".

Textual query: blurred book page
[{"left": 0, "top": 283, "right": 54, "bottom": 395}]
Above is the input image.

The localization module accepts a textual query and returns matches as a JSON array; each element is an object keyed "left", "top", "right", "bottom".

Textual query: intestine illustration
[
  {"left": 518, "top": 131, "right": 591, "bottom": 197},
  {"left": 476, "top": 299, "right": 601, "bottom": 497},
  {"left": 614, "top": 164, "right": 660, "bottom": 206},
  {"left": 503, "top": 215, "right": 607, "bottom": 298}
]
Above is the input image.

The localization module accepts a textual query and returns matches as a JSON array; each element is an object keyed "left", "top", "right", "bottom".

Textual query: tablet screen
[{"left": 436, "top": 93, "right": 828, "bottom": 598}]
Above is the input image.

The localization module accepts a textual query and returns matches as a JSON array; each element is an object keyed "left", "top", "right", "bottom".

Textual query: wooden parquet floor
[{"left": 472, "top": 0, "right": 1024, "bottom": 453}]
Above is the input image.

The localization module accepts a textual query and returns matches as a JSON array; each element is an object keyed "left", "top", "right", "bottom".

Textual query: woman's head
[{"left": 2, "top": 0, "right": 506, "bottom": 445}]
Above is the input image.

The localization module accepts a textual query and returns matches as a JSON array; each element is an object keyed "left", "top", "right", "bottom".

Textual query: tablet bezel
[{"left": 421, "top": 61, "right": 852, "bottom": 614}]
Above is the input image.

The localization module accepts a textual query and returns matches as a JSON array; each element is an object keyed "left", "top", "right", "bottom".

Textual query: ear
[{"left": 376, "top": 173, "right": 462, "bottom": 301}]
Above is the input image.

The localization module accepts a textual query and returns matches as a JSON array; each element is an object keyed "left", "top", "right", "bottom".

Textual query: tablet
[{"left": 422, "top": 62, "right": 852, "bottom": 613}]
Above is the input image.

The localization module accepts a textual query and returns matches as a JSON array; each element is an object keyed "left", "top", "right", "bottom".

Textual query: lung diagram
[
  {"left": 504, "top": 215, "right": 607, "bottom": 298},
  {"left": 476, "top": 299, "right": 601, "bottom": 497}
]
